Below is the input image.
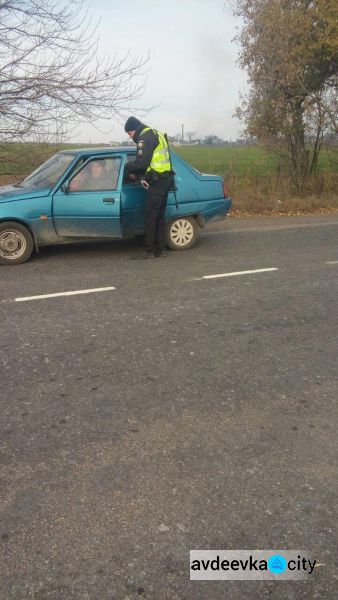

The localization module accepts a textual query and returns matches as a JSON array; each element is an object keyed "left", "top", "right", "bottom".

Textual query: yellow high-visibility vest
[{"left": 141, "top": 127, "right": 171, "bottom": 173}]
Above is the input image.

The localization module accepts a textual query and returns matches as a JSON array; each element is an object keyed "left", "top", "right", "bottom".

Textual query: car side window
[
  {"left": 123, "top": 154, "right": 142, "bottom": 185},
  {"left": 69, "top": 157, "right": 121, "bottom": 192}
]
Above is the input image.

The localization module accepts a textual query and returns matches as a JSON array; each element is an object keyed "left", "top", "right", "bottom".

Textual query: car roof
[{"left": 60, "top": 147, "right": 135, "bottom": 156}]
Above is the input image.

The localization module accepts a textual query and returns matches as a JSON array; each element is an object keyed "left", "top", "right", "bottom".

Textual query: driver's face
[{"left": 91, "top": 162, "right": 104, "bottom": 177}]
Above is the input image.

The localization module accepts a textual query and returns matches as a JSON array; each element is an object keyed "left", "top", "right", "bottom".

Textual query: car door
[
  {"left": 52, "top": 155, "right": 124, "bottom": 238},
  {"left": 120, "top": 153, "right": 147, "bottom": 235}
]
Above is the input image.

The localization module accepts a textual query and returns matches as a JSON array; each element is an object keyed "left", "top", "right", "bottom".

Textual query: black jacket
[{"left": 124, "top": 124, "right": 160, "bottom": 176}]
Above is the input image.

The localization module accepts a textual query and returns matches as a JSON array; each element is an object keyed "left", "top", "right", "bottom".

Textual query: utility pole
[{"left": 181, "top": 123, "right": 184, "bottom": 143}]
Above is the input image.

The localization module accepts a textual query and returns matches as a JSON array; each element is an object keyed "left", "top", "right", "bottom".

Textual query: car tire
[
  {"left": 166, "top": 216, "right": 198, "bottom": 250},
  {"left": 0, "top": 221, "right": 34, "bottom": 265}
]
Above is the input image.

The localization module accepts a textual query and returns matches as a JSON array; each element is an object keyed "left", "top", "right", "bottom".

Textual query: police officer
[{"left": 124, "top": 116, "right": 174, "bottom": 258}]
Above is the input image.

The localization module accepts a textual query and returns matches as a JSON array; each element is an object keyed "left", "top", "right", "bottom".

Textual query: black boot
[{"left": 154, "top": 246, "right": 168, "bottom": 258}]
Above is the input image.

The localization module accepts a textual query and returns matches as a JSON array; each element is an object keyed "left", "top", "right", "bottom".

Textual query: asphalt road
[{"left": 1, "top": 214, "right": 337, "bottom": 600}]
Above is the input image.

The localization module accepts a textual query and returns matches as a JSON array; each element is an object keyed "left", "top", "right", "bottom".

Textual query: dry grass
[{"left": 226, "top": 171, "right": 338, "bottom": 215}]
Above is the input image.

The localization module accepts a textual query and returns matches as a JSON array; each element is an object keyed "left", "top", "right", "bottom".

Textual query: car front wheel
[
  {"left": 0, "top": 221, "right": 34, "bottom": 265},
  {"left": 166, "top": 216, "right": 198, "bottom": 250}
]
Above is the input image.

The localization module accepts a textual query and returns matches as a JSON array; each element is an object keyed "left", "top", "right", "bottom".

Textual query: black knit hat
[{"left": 124, "top": 116, "right": 142, "bottom": 132}]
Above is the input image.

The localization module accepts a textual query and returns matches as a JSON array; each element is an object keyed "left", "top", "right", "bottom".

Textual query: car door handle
[{"left": 103, "top": 197, "right": 115, "bottom": 204}]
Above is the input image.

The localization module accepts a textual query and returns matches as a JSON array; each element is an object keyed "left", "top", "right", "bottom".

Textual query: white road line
[
  {"left": 201, "top": 267, "right": 278, "bottom": 280},
  {"left": 15, "top": 287, "right": 116, "bottom": 302},
  {"left": 325, "top": 261, "right": 338, "bottom": 265}
]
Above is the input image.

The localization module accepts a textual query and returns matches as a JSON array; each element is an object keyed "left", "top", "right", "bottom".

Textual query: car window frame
[
  {"left": 122, "top": 152, "right": 144, "bottom": 187},
  {"left": 54, "top": 153, "right": 127, "bottom": 194},
  {"left": 68, "top": 156, "right": 123, "bottom": 193}
]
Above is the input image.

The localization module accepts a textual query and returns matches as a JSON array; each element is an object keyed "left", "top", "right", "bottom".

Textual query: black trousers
[{"left": 144, "top": 174, "right": 174, "bottom": 252}]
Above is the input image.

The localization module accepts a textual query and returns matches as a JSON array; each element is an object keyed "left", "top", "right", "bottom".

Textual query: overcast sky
[{"left": 78, "top": 0, "right": 248, "bottom": 143}]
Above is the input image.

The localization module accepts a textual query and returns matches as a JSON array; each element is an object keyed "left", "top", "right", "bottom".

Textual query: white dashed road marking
[
  {"left": 15, "top": 287, "right": 116, "bottom": 302},
  {"left": 3, "top": 261, "right": 336, "bottom": 303},
  {"left": 200, "top": 267, "right": 278, "bottom": 280}
]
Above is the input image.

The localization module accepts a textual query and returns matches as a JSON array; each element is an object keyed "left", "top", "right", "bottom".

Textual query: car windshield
[{"left": 17, "top": 153, "right": 76, "bottom": 190}]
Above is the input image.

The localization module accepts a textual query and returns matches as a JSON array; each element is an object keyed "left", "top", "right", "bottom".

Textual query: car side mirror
[{"left": 61, "top": 181, "right": 70, "bottom": 194}]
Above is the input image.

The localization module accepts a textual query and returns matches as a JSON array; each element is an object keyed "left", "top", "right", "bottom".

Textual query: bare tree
[
  {"left": 233, "top": 0, "right": 338, "bottom": 194},
  {"left": 0, "top": 0, "right": 147, "bottom": 144}
]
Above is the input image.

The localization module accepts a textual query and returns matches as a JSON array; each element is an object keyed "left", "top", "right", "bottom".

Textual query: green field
[
  {"left": 174, "top": 145, "right": 338, "bottom": 177},
  {"left": 174, "top": 145, "right": 338, "bottom": 214},
  {"left": 0, "top": 143, "right": 337, "bottom": 179},
  {"left": 1, "top": 143, "right": 337, "bottom": 178},
  {"left": 0, "top": 143, "right": 337, "bottom": 214}
]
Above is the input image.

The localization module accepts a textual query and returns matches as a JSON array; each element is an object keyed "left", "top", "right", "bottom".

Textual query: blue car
[{"left": 0, "top": 147, "right": 232, "bottom": 265}]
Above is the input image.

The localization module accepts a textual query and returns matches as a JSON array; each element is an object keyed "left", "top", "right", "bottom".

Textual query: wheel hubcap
[
  {"left": 0, "top": 230, "right": 27, "bottom": 259},
  {"left": 170, "top": 219, "right": 193, "bottom": 246}
]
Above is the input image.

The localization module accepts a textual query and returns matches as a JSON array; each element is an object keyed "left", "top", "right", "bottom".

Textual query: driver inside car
[{"left": 70, "top": 160, "right": 115, "bottom": 191}]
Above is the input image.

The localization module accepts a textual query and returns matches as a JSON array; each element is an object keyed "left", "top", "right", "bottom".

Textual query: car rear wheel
[
  {"left": 166, "top": 216, "right": 198, "bottom": 250},
  {"left": 0, "top": 221, "right": 34, "bottom": 265}
]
